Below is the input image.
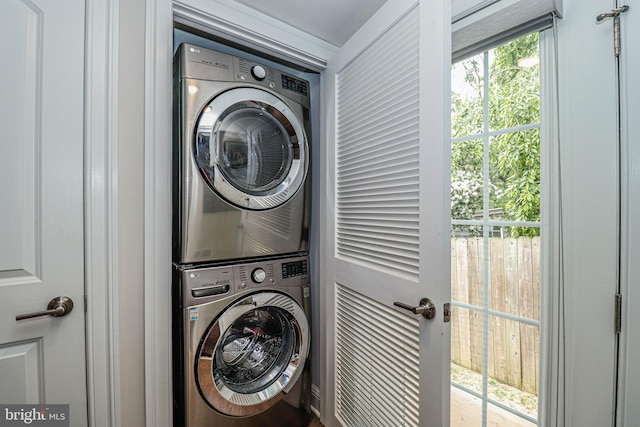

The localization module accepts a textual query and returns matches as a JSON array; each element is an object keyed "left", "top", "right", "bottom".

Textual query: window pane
[
  {"left": 489, "top": 235, "right": 541, "bottom": 320},
  {"left": 489, "top": 130, "right": 541, "bottom": 228},
  {"left": 451, "top": 306, "right": 484, "bottom": 394},
  {"left": 451, "top": 387, "right": 483, "bottom": 427},
  {"left": 486, "top": 403, "right": 537, "bottom": 427},
  {"left": 451, "top": 233, "right": 485, "bottom": 305},
  {"left": 488, "top": 315, "right": 539, "bottom": 407},
  {"left": 451, "top": 139, "right": 483, "bottom": 221},
  {"left": 488, "top": 33, "right": 540, "bottom": 130},
  {"left": 452, "top": 54, "right": 485, "bottom": 139}
]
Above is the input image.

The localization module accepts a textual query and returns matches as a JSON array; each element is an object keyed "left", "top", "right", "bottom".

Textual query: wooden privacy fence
[{"left": 451, "top": 236, "right": 541, "bottom": 395}]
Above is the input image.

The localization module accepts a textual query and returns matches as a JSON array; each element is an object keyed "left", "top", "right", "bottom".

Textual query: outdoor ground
[{"left": 451, "top": 363, "right": 537, "bottom": 427}]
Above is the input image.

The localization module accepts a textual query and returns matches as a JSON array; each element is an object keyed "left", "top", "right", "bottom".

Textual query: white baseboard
[{"left": 311, "top": 383, "right": 321, "bottom": 417}]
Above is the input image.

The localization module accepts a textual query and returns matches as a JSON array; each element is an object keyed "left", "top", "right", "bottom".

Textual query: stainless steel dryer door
[
  {"left": 194, "top": 87, "right": 308, "bottom": 210},
  {"left": 195, "top": 291, "right": 310, "bottom": 417}
]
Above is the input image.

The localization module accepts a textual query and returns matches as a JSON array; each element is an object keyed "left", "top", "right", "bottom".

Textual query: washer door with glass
[
  {"left": 194, "top": 87, "right": 308, "bottom": 210},
  {"left": 195, "top": 291, "right": 310, "bottom": 417}
]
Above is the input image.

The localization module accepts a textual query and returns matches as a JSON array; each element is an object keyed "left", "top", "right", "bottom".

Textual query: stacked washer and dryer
[{"left": 172, "top": 43, "right": 313, "bottom": 427}]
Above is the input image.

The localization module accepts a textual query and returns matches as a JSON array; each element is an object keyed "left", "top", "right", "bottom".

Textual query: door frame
[
  {"left": 85, "top": 0, "right": 121, "bottom": 425},
  {"left": 617, "top": 0, "right": 640, "bottom": 424}
]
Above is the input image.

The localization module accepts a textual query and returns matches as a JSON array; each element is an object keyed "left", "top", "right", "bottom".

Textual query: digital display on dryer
[
  {"left": 282, "top": 260, "right": 308, "bottom": 278},
  {"left": 281, "top": 75, "right": 308, "bottom": 96}
]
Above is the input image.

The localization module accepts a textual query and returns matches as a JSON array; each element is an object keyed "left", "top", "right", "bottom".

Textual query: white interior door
[
  {"left": 0, "top": 0, "right": 87, "bottom": 424},
  {"left": 322, "top": 0, "right": 451, "bottom": 425}
]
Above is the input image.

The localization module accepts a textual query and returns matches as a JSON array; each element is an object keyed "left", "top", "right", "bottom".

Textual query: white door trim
[
  {"left": 143, "top": 0, "right": 173, "bottom": 426},
  {"left": 85, "top": 0, "right": 121, "bottom": 425},
  {"left": 172, "top": 0, "right": 337, "bottom": 70}
]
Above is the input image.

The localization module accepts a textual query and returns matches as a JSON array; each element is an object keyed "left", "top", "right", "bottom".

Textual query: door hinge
[
  {"left": 596, "top": 5, "right": 630, "bottom": 57},
  {"left": 615, "top": 293, "right": 622, "bottom": 334}
]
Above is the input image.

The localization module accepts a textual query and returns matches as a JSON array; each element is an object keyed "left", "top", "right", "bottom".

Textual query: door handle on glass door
[
  {"left": 394, "top": 298, "right": 436, "bottom": 320},
  {"left": 16, "top": 296, "right": 74, "bottom": 321}
]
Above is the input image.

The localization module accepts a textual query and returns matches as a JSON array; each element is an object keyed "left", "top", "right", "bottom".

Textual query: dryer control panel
[{"left": 175, "top": 43, "right": 311, "bottom": 109}]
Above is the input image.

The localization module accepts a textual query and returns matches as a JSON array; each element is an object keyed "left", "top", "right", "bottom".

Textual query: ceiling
[{"left": 233, "top": 0, "right": 388, "bottom": 47}]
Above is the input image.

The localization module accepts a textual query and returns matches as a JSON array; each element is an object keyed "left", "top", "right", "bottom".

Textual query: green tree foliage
[{"left": 451, "top": 33, "right": 540, "bottom": 237}]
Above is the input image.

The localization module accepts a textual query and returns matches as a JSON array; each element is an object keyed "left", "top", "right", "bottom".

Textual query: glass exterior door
[{"left": 450, "top": 32, "right": 542, "bottom": 426}]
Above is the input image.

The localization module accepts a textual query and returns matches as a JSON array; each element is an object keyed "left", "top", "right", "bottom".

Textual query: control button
[
  {"left": 251, "top": 268, "right": 267, "bottom": 283},
  {"left": 240, "top": 282, "right": 247, "bottom": 289},
  {"left": 251, "top": 66, "right": 267, "bottom": 81}
]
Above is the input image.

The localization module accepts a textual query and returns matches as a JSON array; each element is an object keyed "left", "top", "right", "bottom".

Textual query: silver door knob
[
  {"left": 394, "top": 298, "right": 436, "bottom": 320},
  {"left": 16, "top": 296, "right": 74, "bottom": 321}
]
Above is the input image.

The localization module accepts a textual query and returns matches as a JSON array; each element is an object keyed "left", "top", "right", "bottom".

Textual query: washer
[
  {"left": 173, "top": 255, "right": 312, "bottom": 427},
  {"left": 173, "top": 43, "right": 312, "bottom": 265}
]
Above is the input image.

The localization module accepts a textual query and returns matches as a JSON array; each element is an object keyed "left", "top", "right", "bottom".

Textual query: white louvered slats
[
  {"left": 336, "top": 8, "right": 421, "bottom": 277},
  {"left": 336, "top": 284, "right": 420, "bottom": 427}
]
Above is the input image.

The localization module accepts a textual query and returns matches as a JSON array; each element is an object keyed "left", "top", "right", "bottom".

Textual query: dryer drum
[
  {"left": 216, "top": 105, "right": 293, "bottom": 192},
  {"left": 194, "top": 88, "right": 308, "bottom": 210}
]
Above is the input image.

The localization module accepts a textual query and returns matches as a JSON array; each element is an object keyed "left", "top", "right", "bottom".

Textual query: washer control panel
[
  {"left": 178, "top": 255, "right": 310, "bottom": 307},
  {"left": 282, "top": 259, "right": 308, "bottom": 278}
]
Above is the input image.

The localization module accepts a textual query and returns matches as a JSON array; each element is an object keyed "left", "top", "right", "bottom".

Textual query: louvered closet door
[{"left": 324, "top": 0, "right": 451, "bottom": 426}]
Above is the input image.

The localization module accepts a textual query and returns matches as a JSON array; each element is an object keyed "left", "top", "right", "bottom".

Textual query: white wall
[
  {"left": 121, "top": 0, "right": 640, "bottom": 425},
  {"left": 619, "top": 0, "right": 640, "bottom": 424},
  {"left": 117, "top": 0, "right": 146, "bottom": 424},
  {"left": 556, "top": 0, "right": 626, "bottom": 424}
]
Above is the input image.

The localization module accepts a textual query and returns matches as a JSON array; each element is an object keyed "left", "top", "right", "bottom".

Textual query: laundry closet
[{"left": 140, "top": 1, "right": 638, "bottom": 426}]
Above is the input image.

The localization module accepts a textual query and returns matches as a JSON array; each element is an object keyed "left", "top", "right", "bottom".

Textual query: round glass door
[
  {"left": 194, "top": 87, "right": 308, "bottom": 210},
  {"left": 196, "top": 292, "right": 309, "bottom": 416}
]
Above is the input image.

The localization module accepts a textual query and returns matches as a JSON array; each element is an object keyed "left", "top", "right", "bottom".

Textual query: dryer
[
  {"left": 173, "top": 255, "right": 312, "bottom": 427},
  {"left": 173, "top": 43, "right": 312, "bottom": 265}
]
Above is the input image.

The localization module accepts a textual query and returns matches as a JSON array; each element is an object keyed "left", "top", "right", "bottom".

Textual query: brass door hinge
[{"left": 596, "top": 5, "right": 630, "bottom": 57}]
